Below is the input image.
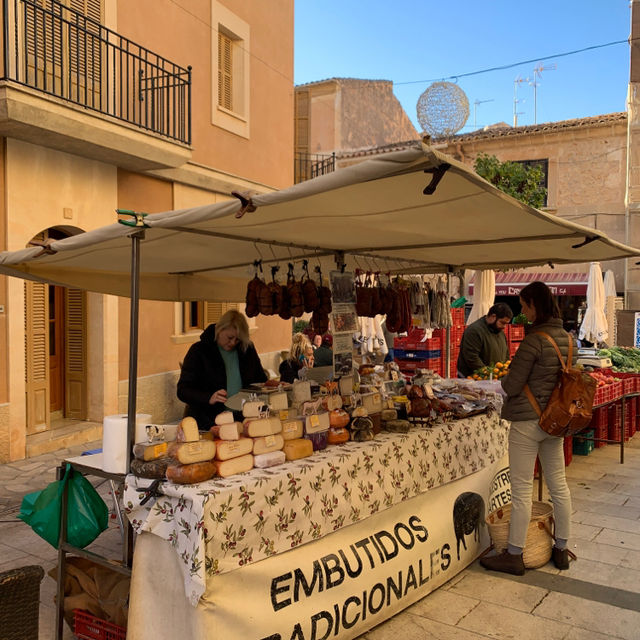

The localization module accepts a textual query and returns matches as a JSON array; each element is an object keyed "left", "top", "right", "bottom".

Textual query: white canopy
[{"left": 1, "top": 143, "right": 638, "bottom": 301}]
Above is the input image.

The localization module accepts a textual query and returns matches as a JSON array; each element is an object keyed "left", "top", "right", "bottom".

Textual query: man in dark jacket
[
  {"left": 457, "top": 303, "right": 513, "bottom": 377},
  {"left": 177, "top": 311, "right": 266, "bottom": 429}
]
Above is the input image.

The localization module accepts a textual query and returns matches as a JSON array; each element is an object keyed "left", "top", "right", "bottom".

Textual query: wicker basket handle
[{"left": 541, "top": 516, "right": 577, "bottom": 561}]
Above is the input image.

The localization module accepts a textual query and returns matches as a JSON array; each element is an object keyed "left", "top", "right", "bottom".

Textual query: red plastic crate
[
  {"left": 608, "top": 402, "right": 622, "bottom": 442},
  {"left": 593, "top": 422, "right": 608, "bottom": 448},
  {"left": 450, "top": 307, "right": 465, "bottom": 326},
  {"left": 509, "top": 325, "right": 525, "bottom": 341},
  {"left": 625, "top": 397, "right": 635, "bottom": 439},
  {"left": 74, "top": 610, "right": 126, "bottom": 640},
  {"left": 563, "top": 436, "right": 573, "bottom": 466}
]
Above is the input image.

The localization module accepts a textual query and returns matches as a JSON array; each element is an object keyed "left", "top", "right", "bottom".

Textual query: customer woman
[
  {"left": 279, "top": 333, "right": 312, "bottom": 383},
  {"left": 481, "top": 281, "right": 575, "bottom": 575},
  {"left": 177, "top": 309, "right": 266, "bottom": 429}
]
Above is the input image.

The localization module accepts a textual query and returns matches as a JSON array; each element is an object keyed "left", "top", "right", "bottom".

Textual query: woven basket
[{"left": 485, "top": 502, "right": 554, "bottom": 568}]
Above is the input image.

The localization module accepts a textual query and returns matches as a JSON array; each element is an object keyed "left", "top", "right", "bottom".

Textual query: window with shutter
[
  {"left": 23, "top": 0, "right": 103, "bottom": 104},
  {"left": 218, "top": 32, "right": 233, "bottom": 111},
  {"left": 64, "top": 288, "right": 87, "bottom": 419},
  {"left": 211, "top": 2, "right": 249, "bottom": 137},
  {"left": 180, "top": 301, "right": 240, "bottom": 333},
  {"left": 25, "top": 281, "right": 50, "bottom": 433}
]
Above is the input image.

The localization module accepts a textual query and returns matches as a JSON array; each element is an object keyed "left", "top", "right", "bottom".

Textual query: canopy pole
[
  {"left": 445, "top": 267, "right": 457, "bottom": 378},
  {"left": 126, "top": 230, "right": 145, "bottom": 468}
]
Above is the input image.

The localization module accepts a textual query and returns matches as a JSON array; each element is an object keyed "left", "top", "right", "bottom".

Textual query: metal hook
[{"left": 253, "top": 242, "right": 264, "bottom": 260}]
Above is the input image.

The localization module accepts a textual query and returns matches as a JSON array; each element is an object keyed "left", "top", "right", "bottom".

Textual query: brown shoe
[
  {"left": 552, "top": 547, "right": 570, "bottom": 570},
  {"left": 480, "top": 550, "right": 525, "bottom": 576}
]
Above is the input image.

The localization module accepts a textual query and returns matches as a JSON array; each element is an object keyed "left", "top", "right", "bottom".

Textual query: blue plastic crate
[{"left": 394, "top": 348, "right": 441, "bottom": 360}]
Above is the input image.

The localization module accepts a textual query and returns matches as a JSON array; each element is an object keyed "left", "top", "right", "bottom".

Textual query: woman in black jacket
[
  {"left": 481, "top": 281, "right": 575, "bottom": 576},
  {"left": 177, "top": 310, "right": 266, "bottom": 429}
]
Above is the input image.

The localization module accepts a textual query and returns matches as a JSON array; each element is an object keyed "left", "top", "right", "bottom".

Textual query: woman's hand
[{"left": 209, "top": 389, "right": 228, "bottom": 405}]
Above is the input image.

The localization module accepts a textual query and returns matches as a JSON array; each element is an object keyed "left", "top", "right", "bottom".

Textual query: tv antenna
[
  {"left": 513, "top": 75, "right": 528, "bottom": 127},
  {"left": 531, "top": 62, "right": 557, "bottom": 124},
  {"left": 473, "top": 99, "right": 494, "bottom": 128}
]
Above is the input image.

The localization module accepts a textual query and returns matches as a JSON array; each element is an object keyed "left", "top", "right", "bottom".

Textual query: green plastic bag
[{"left": 18, "top": 463, "right": 109, "bottom": 549}]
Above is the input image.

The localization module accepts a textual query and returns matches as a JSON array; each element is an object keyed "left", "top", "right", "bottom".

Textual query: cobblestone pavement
[{"left": 1, "top": 435, "right": 639, "bottom": 639}]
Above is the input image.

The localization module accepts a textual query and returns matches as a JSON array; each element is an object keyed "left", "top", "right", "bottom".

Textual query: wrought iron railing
[
  {"left": 1, "top": 0, "right": 191, "bottom": 144},
  {"left": 294, "top": 151, "right": 335, "bottom": 183}
]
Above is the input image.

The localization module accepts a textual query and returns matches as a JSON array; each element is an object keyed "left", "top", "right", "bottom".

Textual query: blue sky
[{"left": 294, "top": 1, "right": 631, "bottom": 133}]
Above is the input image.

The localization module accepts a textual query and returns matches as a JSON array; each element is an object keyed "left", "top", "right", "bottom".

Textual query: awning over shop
[
  {"left": 469, "top": 271, "right": 589, "bottom": 296},
  {"left": 0, "top": 142, "right": 637, "bottom": 301}
]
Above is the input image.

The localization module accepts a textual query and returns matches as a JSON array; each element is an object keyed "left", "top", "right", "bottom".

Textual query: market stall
[{"left": 1, "top": 142, "right": 639, "bottom": 639}]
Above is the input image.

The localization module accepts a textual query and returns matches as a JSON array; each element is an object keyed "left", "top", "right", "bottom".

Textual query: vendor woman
[{"left": 177, "top": 309, "right": 266, "bottom": 429}]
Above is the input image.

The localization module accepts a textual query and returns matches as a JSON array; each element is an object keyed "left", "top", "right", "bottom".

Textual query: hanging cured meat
[
  {"left": 286, "top": 263, "right": 304, "bottom": 318},
  {"left": 301, "top": 260, "right": 319, "bottom": 313}
]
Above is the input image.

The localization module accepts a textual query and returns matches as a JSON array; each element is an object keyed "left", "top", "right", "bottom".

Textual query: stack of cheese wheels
[
  {"left": 210, "top": 410, "right": 255, "bottom": 477},
  {"left": 241, "top": 406, "right": 286, "bottom": 470},
  {"left": 131, "top": 439, "right": 171, "bottom": 479},
  {"left": 165, "top": 417, "right": 217, "bottom": 484}
]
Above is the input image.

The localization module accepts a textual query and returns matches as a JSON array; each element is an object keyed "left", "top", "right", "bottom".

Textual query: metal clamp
[{"left": 117, "top": 209, "right": 149, "bottom": 228}]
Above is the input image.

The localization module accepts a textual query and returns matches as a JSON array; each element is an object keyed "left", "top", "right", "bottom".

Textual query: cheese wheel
[
  {"left": 130, "top": 457, "right": 170, "bottom": 479},
  {"left": 283, "top": 438, "right": 313, "bottom": 461},
  {"left": 242, "top": 400, "right": 267, "bottom": 418},
  {"left": 384, "top": 419, "right": 411, "bottom": 433},
  {"left": 210, "top": 422, "right": 243, "bottom": 441},
  {"left": 243, "top": 416, "right": 282, "bottom": 437},
  {"left": 214, "top": 436, "right": 254, "bottom": 461},
  {"left": 265, "top": 391, "right": 288, "bottom": 411},
  {"left": 304, "top": 411, "right": 330, "bottom": 434},
  {"left": 166, "top": 460, "right": 216, "bottom": 484},
  {"left": 254, "top": 450, "right": 286, "bottom": 469},
  {"left": 215, "top": 411, "right": 235, "bottom": 425},
  {"left": 214, "top": 453, "right": 254, "bottom": 478},
  {"left": 133, "top": 441, "right": 168, "bottom": 462},
  {"left": 304, "top": 430, "right": 328, "bottom": 451},
  {"left": 252, "top": 433, "right": 284, "bottom": 456},
  {"left": 327, "top": 426, "right": 350, "bottom": 445},
  {"left": 176, "top": 416, "right": 199, "bottom": 442},
  {"left": 381, "top": 409, "right": 398, "bottom": 421},
  {"left": 167, "top": 440, "right": 216, "bottom": 465},
  {"left": 281, "top": 418, "right": 304, "bottom": 441}
]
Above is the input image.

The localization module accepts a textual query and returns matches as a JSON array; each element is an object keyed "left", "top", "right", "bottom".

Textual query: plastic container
[
  {"left": 573, "top": 430, "right": 595, "bottom": 456},
  {"left": 74, "top": 610, "right": 126, "bottom": 640}
]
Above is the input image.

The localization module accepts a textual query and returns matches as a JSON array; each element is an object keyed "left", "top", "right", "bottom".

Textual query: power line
[{"left": 394, "top": 39, "right": 629, "bottom": 86}]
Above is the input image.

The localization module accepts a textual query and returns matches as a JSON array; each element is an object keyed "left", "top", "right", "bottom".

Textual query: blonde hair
[
  {"left": 288, "top": 332, "right": 311, "bottom": 363},
  {"left": 214, "top": 309, "right": 250, "bottom": 351}
]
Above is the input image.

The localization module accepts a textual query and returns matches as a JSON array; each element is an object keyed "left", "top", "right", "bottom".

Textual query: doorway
[{"left": 49, "top": 285, "right": 65, "bottom": 418}]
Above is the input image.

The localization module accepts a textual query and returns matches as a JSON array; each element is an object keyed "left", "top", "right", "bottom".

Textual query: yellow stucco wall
[{"left": 116, "top": 0, "right": 294, "bottom": 190}]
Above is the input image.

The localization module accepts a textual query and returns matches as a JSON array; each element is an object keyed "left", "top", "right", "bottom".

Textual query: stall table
[{"left": 125, "top": 413, "right": 510, "bottom": 639}]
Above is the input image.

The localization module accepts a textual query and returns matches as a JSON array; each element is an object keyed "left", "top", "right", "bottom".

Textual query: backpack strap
[{"left": 523, "top": 330, "right": 573, "bottom": 417}]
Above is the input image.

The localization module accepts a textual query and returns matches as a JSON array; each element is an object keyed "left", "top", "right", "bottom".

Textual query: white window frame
[{"left": 211, "top": 1, "right": 250, "bottom": 138}]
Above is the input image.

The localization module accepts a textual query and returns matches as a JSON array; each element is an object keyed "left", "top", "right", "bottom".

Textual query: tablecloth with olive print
[{"left": 124, "top": 412, "right": 508, "bottom": 606}]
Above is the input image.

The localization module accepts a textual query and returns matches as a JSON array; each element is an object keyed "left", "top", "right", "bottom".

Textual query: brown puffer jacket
[{"left": 501, "top": 318, "right": 577, "bottom": 422}]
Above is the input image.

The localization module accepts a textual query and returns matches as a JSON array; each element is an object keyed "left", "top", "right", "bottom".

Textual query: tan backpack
[{"left": 524, "top": 331, "right": 597, "bottom": 437}]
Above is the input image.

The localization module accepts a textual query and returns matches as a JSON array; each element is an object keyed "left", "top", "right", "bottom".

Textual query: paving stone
[
  {"left": 365, "top": 611, "right": 487, "bottom": 640},
  {"left": 621, "top": 548, "right": 640, "bottom": 571},
  {"left": 571, "top": 522, "right": 605, "bottom": 541},
  {"left": 457, "top": 600, "right": 571, "bottom": 639},
  {"left": 568, "top": 486, "right": 627, "bottom": 505},
  {"left": 593, "top": 527, "right": 640, "bottom": 552},
  {"left": 613, "top": 483, "right": 640, "bottom": 498},
  {"left": 573, "top": 510, "right": 640, "bottom": 535},
  {"left": 571, "top": 496, "right": 640, "bottom": 520},
  {"left": 570, "top": 537, "right": 630, "bottom": 566},
  {"left": 0, "top": 542, "right": 32, "bottom": 566},
  {"left": 563, "top": 556, "right": 640, "bottom": 593},
  {"left": 533, "top": 590, "right": 640, "bottom": 640},
  {"left": 563, "top": 626, "right": 636, "bottom": 640},
  {"left": 448, "top": 570, "right": 548, "bottom": 613},
  {"left": 624, "top": 496, "right": 640, "bottom": 509},
  {"left": 405, "top": 586, "right": 478, "bottom": 625}
]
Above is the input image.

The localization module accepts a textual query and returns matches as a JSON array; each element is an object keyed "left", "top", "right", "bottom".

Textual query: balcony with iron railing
[
  {"left": 294, "top": 151, "right": 335, "bottom": 183},
  {"left": 0, "top": 0, "right": 192, "bottom": 170}
]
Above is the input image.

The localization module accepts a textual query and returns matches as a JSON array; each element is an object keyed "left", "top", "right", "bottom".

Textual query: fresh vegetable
[
  {"left": 587, "top": 370, "right": 618, "bottom": 387},
  {"left": 597, "top": 346, "right": 640, "bottom": 373},
  {"left": 512, "top": 313, "right": 528, "bottom": 325}
]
